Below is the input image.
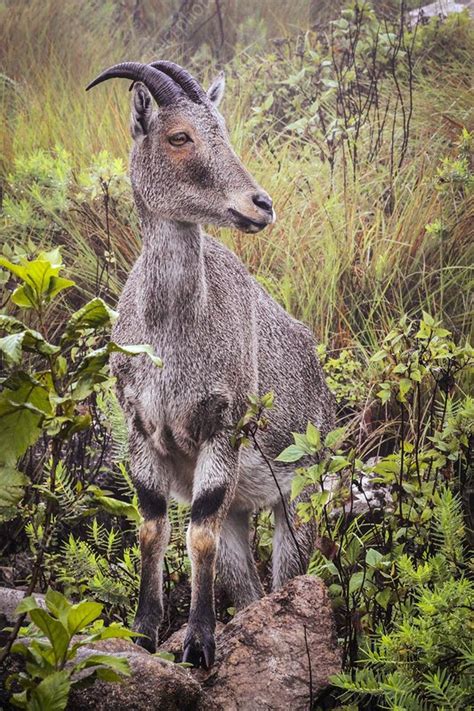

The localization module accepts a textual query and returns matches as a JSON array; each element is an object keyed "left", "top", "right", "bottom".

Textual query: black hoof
[
  {"left": 182, "top": 627, "right": 215, "bottom": 669},
  {"left": 133, "top": 618, "right": 158, "bottom": 653}
]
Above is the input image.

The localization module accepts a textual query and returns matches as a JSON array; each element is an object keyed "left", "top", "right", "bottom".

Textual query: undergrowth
[{"left": 0, "top": 2, "right": 473, "bottom": 710}]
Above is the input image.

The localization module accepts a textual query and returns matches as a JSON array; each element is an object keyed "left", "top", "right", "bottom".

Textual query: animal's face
[
  {"left": 86, "top": 61, "right": 274, "bottom": 233},
  {"left": 130, "top": 79, "right": 275, "bottom": 232}
]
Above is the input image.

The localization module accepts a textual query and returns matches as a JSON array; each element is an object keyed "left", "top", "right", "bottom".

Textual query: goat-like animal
[{"left": 86, "top": 61, "right": 335, "bottom": 668}]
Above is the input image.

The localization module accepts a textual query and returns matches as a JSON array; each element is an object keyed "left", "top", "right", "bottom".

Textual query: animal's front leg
[
  {"left": 183, "top": 436, "right": 238, "bottom": 669},
  {"left": 129, "top": 425, "right": 171, "bottom": 652}
]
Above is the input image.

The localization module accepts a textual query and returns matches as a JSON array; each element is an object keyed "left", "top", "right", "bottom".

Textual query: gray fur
[{"left": 96, "top": 65, "right": 335, "bottom": 667}]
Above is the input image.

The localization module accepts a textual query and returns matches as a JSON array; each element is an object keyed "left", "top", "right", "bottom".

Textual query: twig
[
  {"left": 215, "top": 0, "right": 225, "bottom": 49},
  {"left": 250, "top": 432, "right": 306, "bottom": 575},
  {"left": 303, "top": 624, "right": 314, "bottom": 709}
]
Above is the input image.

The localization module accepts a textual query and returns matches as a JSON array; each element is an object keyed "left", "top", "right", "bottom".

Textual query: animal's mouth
[{"left": 228, "top": 208, "right": 270, "bottom": 234}]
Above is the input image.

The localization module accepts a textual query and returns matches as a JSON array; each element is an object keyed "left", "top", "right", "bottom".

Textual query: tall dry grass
[{"left": 0, "top": 0, "right": 473, "bottom": 348}]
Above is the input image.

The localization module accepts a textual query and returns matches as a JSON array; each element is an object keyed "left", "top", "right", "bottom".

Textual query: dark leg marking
[
  {"left": 191, "top": 486, "right": 226, "bottom": 523},
  {"left": 134, "top": 481, "right": 167, "bottom": 519}
]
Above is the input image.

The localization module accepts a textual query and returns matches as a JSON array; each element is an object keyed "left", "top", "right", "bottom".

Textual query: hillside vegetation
[{"left": 0, "top": 2, "right": 473, "bottom": 709}]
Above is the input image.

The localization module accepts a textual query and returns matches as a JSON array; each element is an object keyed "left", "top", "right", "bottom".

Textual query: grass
[{"left": 0, "top": 1, "right": 473, "bottom": 352}]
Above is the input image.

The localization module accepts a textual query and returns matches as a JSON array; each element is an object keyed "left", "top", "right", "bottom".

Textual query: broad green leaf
[
  {"left": 324, "top": 427, "right": 347, "bottom": 450},
  {"left": 0, "top": 327, "right": 59, "bottom": 362},
  {"left": 293, "top": 432, "right": 313, "bottom": 454},
  {"left": 0, "top": 256, "right": 26, "bottom": 280},
  {"left": 261, "top": 391, "right": 274, "bottom": 409},
  {"left": 377, "top": 387, "right": 391, "bottom": 404},
  {"left": 15, "top": 594, "right": 41, "bottom": 615},
  {"left": 90, "top": 488, "right": 141, "bottom": 523},
  {"left": 63, "top": 298, "right": 117, "bottom": 340},
  {"left": 87, "top": 622, "right": 136, "bottom": 642},
  {"left": 154, "top": 651, "right": 175, "bottom": 662},
  {"left": 77, "top": 342, "right": 162, "bottom": 374},
  {"left": 0, "top": 332, "right": 24, "bottom": 364},
  {"left": 45, "top": 590, "right": 72, "bottom": 625},
  {"left": 76, "top": 653, "right": 130, "bottom": 675},
  {"left": 0, "top": 466, "right": 29, "bottom": 508},
  {"left": 94, "top": 668, "right": 126, "bottom": 682},
  {"left": 29, "top": 671, "right": 71, "bottom": 711},
  {"left": 29, "top": 609, "right": 70, "bottom": 663},
  {"left": 47, "top": 276, "right": 75, "bottom": 299},
  {"left": 23, "top": 259, "right": 59, "bottom": 295},
  {"left": 348, "top": 571, "right": 365, "bottom": 594},
  {"left": 291, "top": 472, "right": 307, "bottom": 500},
  {"left": 41, "top": 247, "right": 62, "bottom": 269},
  {"left": 0, "top": 373, "right": 52, "bottom": 465},
  {"left": 107, "top": 342, "right": 162, "bottom": 368},
  {"left": 366, "top": 548, "right": 384, "bottom": 567},
  {"left": 376, "top": 587, "right": 391, "bottom": 610},
  {"left": 422, "top": 311, "right": 435, "bottom": 327},
  {"left": 328, "top": 455, "right": 349, "bottom": 473},
  {"left": 0, "top": 314, "right": 26, "bottom": 331},
  {"left": 398, "top": 378, "right": 412, "bottom": 402},
  {"left": 11, "top": 284, "right": 37, "bottom": 309},
  {"left": 275, "top": 444, "right": 306, "bottom": 463},
  {"left": 67, "top": 600, "right": 103, "bottom": 635},
  {"left": 306, "top": 422, "right": 321, "bottom": 450}
]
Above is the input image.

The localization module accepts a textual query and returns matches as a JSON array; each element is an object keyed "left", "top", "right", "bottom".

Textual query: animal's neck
[{"left": 139, "top": 209, "right": 206, "bottom": 326}]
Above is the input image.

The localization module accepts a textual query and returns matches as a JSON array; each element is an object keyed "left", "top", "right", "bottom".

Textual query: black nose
[{"left": 252, "top": 193, "right": 273, "bottom": 214}]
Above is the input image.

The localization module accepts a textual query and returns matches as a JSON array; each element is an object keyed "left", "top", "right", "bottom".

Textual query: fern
[
  {"left": 96, "top": 389, "right": 129, "bottom": 464},
  {"left": 422, "top": 668, "right": 469, "bottom": 710},
  {"left": 431, "top": 487, "right": 465, "bottom": 564}
]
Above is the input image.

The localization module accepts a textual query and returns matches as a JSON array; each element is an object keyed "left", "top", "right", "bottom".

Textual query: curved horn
[
  {"left": 148, "top": 61, "right": 206, "bottom": 104},
  {"left": 86, "top": 61, "right": 183, "bottom": 106}
]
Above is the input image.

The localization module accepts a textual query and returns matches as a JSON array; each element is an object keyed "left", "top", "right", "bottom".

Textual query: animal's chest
[{"left": 115, "top": 348, "right": 233, "bottom": 458}]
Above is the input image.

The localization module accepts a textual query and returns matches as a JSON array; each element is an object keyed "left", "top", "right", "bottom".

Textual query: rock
[
  {"left": 408, "top": 0, "right": 474, "bottom": 26},
  {"left": 1, "top": 579, "right": 340, "bottom": 710},
  {"left": 201, "top": 575, "right": 341, "bottom": 711},
  {"left": 0, "top": 587, "right": 45, "bottom": 626},
  {"left": 67, "top": 639, "right": 204, "bottom": 711}
]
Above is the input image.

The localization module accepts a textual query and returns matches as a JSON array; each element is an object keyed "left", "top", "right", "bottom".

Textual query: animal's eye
[{"left": 168, "top": 132, "right": 191, "bottom": 147}]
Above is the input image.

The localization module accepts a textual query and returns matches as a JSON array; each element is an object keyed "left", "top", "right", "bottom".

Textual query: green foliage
[
  {"left": 57, "top": 524, "right": 140, "bottom": 626},
  {"left": 0, "top": 247, "right": 161, "bottom": 513},
  {"left": 0, "top": 250, "right": 161, "bottom": 706},
  {"left": 7, "top": 589, "right": 133, "bottom": 710},
  {"left": 331, "top": 571, "right": 473, "bottom": 710},
  {"left": 0, "top": 4, "right": 473, "bottom": 709},
  {"left": 77, "top": 151, "right": 129, "bottom": 203},
  {"left": 279, "top": 314, "right": 473, "bottom": 709},
  {"left": 2, "top": 148, "right": 72, "bottom": 234}
]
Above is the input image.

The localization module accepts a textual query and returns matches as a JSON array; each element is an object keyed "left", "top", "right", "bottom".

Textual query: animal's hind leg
[
  {"left": 272, "top": 494, "right": 317, "bottom": 589},
  {"left": 216, "top": 508, "right": 264, "bottom": 608}
]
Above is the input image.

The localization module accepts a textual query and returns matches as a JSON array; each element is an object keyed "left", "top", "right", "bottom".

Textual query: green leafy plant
[
  {"left": 0, "top": 247, "right": 161, "bottom": 665},
  {"left": 8, "top": 589, "right": 133, "bottom": 710}
]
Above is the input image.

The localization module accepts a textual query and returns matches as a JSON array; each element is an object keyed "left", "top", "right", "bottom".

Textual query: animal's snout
[
  {"left": 228, "top": 188, "right": 276, "bottom": 233},
  {"left": 252, "top": 192, "right": 273, "bottom": 214}
]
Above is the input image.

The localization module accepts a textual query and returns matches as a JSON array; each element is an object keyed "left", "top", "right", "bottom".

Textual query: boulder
[
  {"left": 0, "top": 587, "right": 45, "bottom": 627},
  {"left": 201, "top": 575, "right": 341, "bottom": 711},
  {"left": 67, "top": 639, "right": 204, "bottom": 711},
  {"left": 408, "top": 0, "right": 474, "bottom": 26},
  {"left": 1, "top": 578, "right": 340, "bottom": 711}
]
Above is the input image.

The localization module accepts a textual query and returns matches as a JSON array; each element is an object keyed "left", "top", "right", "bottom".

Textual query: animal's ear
[
  {"left": 130, "top": 82, "right": 153, "bottom": 140},
  {"left": 207, "top": 71, "right": 225, "bottom": 107}
]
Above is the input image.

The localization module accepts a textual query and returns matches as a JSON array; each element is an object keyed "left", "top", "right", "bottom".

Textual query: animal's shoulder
[{"left": 201, "top": 233, "right": 312, "bottom": 335}]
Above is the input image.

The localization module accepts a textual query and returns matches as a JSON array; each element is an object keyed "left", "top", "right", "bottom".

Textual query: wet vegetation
[{"left": 0, "top": 1, "right": 473, "bottom": 709}]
